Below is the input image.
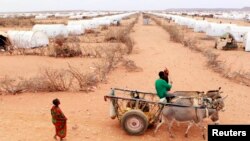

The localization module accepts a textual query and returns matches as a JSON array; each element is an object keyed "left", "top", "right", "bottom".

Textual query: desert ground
[{"left": 0, "top": 13, "right": 250, "bottom": 141}]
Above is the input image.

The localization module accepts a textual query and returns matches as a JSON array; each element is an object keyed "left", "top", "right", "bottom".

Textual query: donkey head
[
  {"left": 209, "top": 95, "right": 227, "bottom": 125},
  {"left": 206, "top": 87, "right": 222, "bottom": 100},
  {"left": 211, "top": 96, "right": 226, "bottom": 111}
]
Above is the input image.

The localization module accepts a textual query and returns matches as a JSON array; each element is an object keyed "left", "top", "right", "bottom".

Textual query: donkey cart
[{"left": 104, "top": 88, "right": 207, "bottom": 135}]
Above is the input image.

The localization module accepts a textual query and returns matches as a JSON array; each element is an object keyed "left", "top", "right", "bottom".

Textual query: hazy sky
[{"left": 0, "top": 0, "right": 250, "bottom": 12}]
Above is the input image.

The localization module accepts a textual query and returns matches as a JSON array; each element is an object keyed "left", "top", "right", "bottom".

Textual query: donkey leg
[
  {"left": 185, "top": 121, "right": 194, "bottom": 137},
  {"left": 154, "top": 116, "right": 165, "bottom": 134},
  {"left": 214, "top": 120, "right": 220, "bottom": 125},
  {"left": 202, "top": 126, "right": 206, "bottom": 140},
  {"left": 168, "top": 119, "right": 175, "bottom": 138},
  {"left": 197, "top": 122, "right": 206, "bottom": 140}
]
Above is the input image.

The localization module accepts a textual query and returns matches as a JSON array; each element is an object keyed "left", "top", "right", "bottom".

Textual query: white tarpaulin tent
[
  {"left": 206, "top": 23, "right": 235, "bottom": 37},
  {"left": 32, "top": 24, "right": 68, "bottom": 38},
  {"left": 67, "top": 24, "right": 85, "bottom": 35},
  {"left": 68, "top": 12, "right": 137, "bottom": 29},
  {"left": 7, "top": 31, "right": 49, "bottom": 48},
  {"left": 229, "top": 26, "right": 250, "bottom": 42},
  {"left": 186, "top": 19, "right": 197, "bottom": 29},
  {"left": 194, "top": 20, "right": 210, "bottom": 32},
  {"left": 68, "top": 20, "right": 97, "bottom": 29},
  {"left": 244, "top": 32, "right": 250, "bottom": 52},
  {"left": 69, "top": 15, "right": 84, "bottom": 20},
  {"left": 0, "top": 31, "right": 9, "bottom": 50},
  {"left": 35, "top": 15, "right": 48, "bottom": 20}
]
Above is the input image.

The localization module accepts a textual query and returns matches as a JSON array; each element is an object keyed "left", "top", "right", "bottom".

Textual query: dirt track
[{"left": 1, "top": 14, "right": 250, "bottom": 141}]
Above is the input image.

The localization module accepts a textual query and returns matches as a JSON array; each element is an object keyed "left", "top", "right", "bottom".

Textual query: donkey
[{"left": 154, "top": 95, "right": 225, "bottom": 139}]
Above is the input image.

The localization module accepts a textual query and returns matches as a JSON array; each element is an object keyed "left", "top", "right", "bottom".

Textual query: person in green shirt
[{"left": 155, "top": 71, "right": 175, "bottom": 102}]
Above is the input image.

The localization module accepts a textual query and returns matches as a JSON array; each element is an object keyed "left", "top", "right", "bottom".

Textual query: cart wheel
[{"left": 121, "top": 110, "right": 148, "bottom": 135}]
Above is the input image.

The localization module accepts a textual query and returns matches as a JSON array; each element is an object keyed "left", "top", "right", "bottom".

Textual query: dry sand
[{"left": 0, "top": 15, "right": 250, "bottom": 141}]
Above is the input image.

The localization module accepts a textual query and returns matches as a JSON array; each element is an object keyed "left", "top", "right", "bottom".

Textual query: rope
[
  {"left": 195, "top": 107, "right": 198, "bottom": 121},
  {"left": 205, "top": 107, "right": 209, "bottom": 118}
]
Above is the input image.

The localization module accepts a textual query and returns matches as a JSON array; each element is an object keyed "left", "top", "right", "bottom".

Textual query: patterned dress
[{"left": 51, "top": 106, "right": 67, "bottom": 139}]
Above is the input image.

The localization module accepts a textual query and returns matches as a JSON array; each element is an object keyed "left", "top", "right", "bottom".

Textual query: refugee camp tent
[
  {"left": 69, "top": 15, "right": 84, "bottom": 20},
  {"left": 244, "top": 32, "right": 250, "bottom": 52},
  {"left": 68, "top": 20, "right": 98, "bottom": 29},
  {"left": 92, "top": 17, "right": 112, "bottom": 26},
  {"left": 55, "top": 13, "right": 70, "bottom": 18},
  {"left": 98, "top": 19, "right": 112, "bottom": 26},
  {"left": 194, "top": 20, "right": 210, "bottom": 32},
  {"left": 175, "top": 17, "right": 189, "bottom": 26},
  {"left": 35, "top": 15, "right": 48, "bottom": 20},
  {"left": 0, "top": 32, "right": 9, "bottom": 50},
  {"left": 32, "top": 24, "right": 68, "bottom": 38},
  {"left": 186, "top": 19, "right": 197, "bottom": 29},
  {"left": 229, "top": 26, "right": 250, "bottom": 42},
  {"left": 206, "top": 23, "right": 235, "bottom": 37},
  {"left": 7, "top": 31, "right": 49, "bottom": 48},
  {"left": 66, "top": 24, "right": 85, "bottom": 35},
  {"left": 67, "top": 12, "right": 136, "bottom": 29}
]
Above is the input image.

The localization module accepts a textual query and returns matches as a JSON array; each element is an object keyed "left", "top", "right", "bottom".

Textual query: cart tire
[{"left": 121, "top": 110, "right": 148, "bottom": 135}]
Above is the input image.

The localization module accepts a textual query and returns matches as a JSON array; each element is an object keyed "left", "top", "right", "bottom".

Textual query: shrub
[
  {"left": 122, "top": 59, "right": 143, "bottom": 72},
  {"left": 105, "top": 28, "right": 134, "bottom": 54},
  {"left": 85, "top": 29, "right": 95, "bottom": 34},
  {"left": 0, "top": 68, "right": 74, "bottom": 94},
  {"left": 101, "top": 25, "right": 109, "bottom": 30},
  {"left": 51, "top": 44, "right": 82, "bottom": 57},
  {"left": 0, "top": 17, "right": 35, "bottom": 27},
  {"left": 50, "top": 36, "right": 82, "bottom": 57},
  {"left": 68, "top": 65, "right": 99, "bottom": 92},
  {"left": 163, "top": 25, "right": 184, "bottom": 43}
]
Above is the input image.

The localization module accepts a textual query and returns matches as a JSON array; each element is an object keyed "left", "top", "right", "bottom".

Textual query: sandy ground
[
  {"left": 1, "top": 15, "right": 250, "bottom": 141},
  {"left": 0, "top": 56, "right": 98, "bottom": 78}
]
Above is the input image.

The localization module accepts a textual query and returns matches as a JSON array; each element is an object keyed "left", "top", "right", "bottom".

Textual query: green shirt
[{"left": 155, "top": 79, "right": 172, "bottom": 99}]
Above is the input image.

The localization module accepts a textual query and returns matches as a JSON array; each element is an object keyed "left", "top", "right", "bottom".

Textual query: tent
[
  {"left": 7, "top": 31, "right": 49, "bottom": 48},
  {"left": 69, "top": 15, "right": 84, "bottom": 20},
  {"left": 55, "top": 13, "right": 70, "bottom": 18},
  {"left": 68, "top": 20, "right": 98, "bottom": 29},
  {"left": 229, "top": 26, "right": 250, "bottom": 42},
  {"left": 186, "top": 19, "right": 197, "bottom": 29},
  {"left": 0, "top": 32, "right": 9, "bottom": 50},
  {"left": 32, "top": 24, "right": 68, "bottom": 38},
  {"left": 244, "top": 32, "right": 250, "bottom": 52},
  {"left": 35, "top": 15, "right": 48, "bottom": 20},
  {"left": 194, "top": 20, "right": 210, "bottom": 32},
  {"left": 67, "top": 24, "right": 85, "bottom": 35},
  {"left": 206, "top": 23, "right": 235, "bottom": 37},
  {"left": 67, "top": 12, "right": 136, "bottom": 29}
]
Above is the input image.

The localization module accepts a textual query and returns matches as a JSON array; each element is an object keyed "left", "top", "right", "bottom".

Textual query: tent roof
[{"left": 0, "top": 31, "right": 8, "bottom": 37}]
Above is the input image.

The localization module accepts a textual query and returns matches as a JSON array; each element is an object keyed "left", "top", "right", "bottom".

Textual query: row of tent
[
  {"left": 166, "top": 11, "right": 250, "bottom": 21},
  {"left": 34, "top": 12, "right": 123, "bottom": 20},
  {"left": 33, "top": 12, "right": 137, "bottom": 37},
  {"left": 149, "top": 12, "right": 250, "bottom": 52},
  {"left": 0, "top": 12, "right": 137, "bottom": 49},
  {"left": 0, "top": 11, "right": 123, "bottom": 19}
]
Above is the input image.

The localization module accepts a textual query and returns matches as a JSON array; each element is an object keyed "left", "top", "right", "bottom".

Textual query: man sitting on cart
[
  {"left": 163, "top": 68, "right": 170, "bottom": 83},
  {"left": 155, "top": 71, "right": 175, "bottom": 103}
]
